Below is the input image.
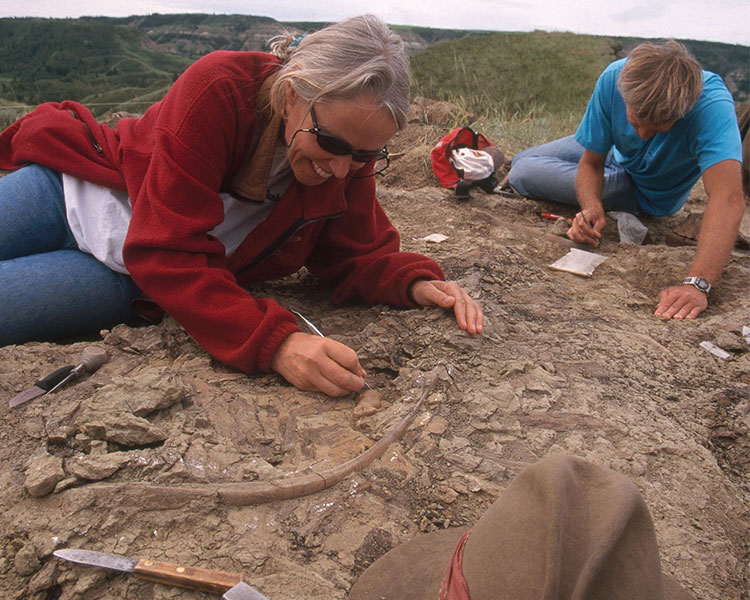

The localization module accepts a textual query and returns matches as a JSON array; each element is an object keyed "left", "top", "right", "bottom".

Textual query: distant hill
[
  {"left": 411, "top": 31, "right": 616, "bottom": 118},
  {"left": 91, "top": 14, "right": 296, "bottom": 59},
  {"left": 410, "top": 31, "right": 750, "bottom": 118},
  {"left": 0, "top": 14, "right": 747, "bottom": 122},
  {"left": 0, "top": 18, "right": 191, "bottom": 113},
  {"left": 93, "top": 14, "right": 479, "bottom": 58}
]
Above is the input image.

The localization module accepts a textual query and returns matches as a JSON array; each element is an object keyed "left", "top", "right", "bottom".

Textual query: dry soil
[{"left": 1, "top": 122, "right": 748, "bottom": 600}]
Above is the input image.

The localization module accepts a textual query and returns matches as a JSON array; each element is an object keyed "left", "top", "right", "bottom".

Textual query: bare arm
[
  {"left": 568, "top": 149, "right": 608, "bottom": 246},
  {"left": 655, "top": 159, "right": 745, "bottom": 319}
]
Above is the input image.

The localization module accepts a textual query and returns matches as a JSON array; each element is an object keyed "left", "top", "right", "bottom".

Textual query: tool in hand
[
  {"left": 9, "top": 346, "right": 109, "bottom": 408},
  {"left": 291, "top": 310, "right": 373, "bottom": 390},
  {"left": 540, "top": 212, "right": 573, "bottom": 224},
  {"left": 53, "top": 548, "right": 269, "bottom": 599}
]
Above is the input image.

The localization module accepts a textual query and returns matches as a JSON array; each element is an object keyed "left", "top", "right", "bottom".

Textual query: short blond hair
[{"left": 617, "top": 40, "right": 703, "bottom": 125}]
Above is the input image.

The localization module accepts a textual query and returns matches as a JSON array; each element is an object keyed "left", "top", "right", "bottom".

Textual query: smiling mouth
[{"left": 311, "top": 161, "right": 331, "bottom": 179}]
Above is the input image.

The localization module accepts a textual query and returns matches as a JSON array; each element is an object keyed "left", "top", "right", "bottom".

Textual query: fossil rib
[{"left": 81, "top": 390, "right": 426, "bottom": 507}]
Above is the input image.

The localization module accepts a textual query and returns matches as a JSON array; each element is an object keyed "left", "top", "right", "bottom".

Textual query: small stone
[
  {"left": 72, "top": 571, "right": 107, "bottom": 595},
  {"left": 425, "top": 415, "right": 448, "bottom": 435},
  {"left": 67, "top": 452, "right": 130, "bottom": 481},
  {"left": 352, "top": 390, "right": 383, "bottom": 419},
  {"left": 47, "top": 426, "right": 75, "bottom": 444},
  {"left": 715, "top": 331, "right": 745, "bottom": 352},
  {"left": 21, "top": 419, "right": 45, "bottom": 440},
  {"left": 89, "top": 440, "right": 108, "bottom": 456},
  {"left": 53, "top": 477, "right": 79, "bottom": 493},
  {"left": 24, "top": 454, "right": 65, "bottom": 498},
  {"left": 27, "top": 562, "right": 56, "bottom": 593},
  {"left": 550, "top": 219, "right": 570, "bottom": 237},
  {"left": 74, "top": 433, "right": 92, "bottom": 452},
  {"left": 437, "top": 486, "right": 459, "bottom": 504},
  {"left": 14, "top": 543, "right": 40, "bottom": 576},
  {"left": 194, "top": 416, "right": 211, "bottom": 429},
  {"left": 79, "top": 412, "right": 167, "bottom": 446}
]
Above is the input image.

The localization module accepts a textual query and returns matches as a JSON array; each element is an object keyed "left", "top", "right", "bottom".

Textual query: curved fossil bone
[{"left": 81, "top": 388, "right": 427, "bottom": 507}]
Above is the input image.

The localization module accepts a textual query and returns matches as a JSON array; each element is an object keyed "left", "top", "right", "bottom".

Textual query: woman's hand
[
  {"left": 270, "top": 332, "right": 368, "bottom": 397},
  {"left": 409, "top": 280, "right": 483, "bottom": 334}
]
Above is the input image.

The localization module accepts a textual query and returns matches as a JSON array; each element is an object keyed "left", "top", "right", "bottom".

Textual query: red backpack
[{"left": 430, "top": 127, "right": 501, "bottom": 198}]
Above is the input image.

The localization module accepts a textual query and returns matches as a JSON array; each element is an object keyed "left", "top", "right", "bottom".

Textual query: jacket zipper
[
  {"left": 235, "top": 212, "right": 344, "bottom": 277},
  {"left": 69, "top": 110, "right": 103, "bottom": 155}
]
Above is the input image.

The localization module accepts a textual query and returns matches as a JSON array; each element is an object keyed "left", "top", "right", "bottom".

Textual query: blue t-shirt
[{"left": 575, "top": 58, "right": 742, "bottom": 216}]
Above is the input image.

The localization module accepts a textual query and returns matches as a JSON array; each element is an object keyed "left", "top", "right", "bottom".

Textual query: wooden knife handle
[{"left": 133, "top": 559, "right": 242, "bottom": 593}]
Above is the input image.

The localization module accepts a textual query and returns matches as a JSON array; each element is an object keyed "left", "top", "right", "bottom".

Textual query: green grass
[
  {"left": 483, "top": 108, "right": 582, "bottom": 156},
  {"left": 1, "top": 17, "right": 746, "bottom": 152},
  {"left": 409, "top": 31, "right": 618, "bottom": 152},
  {"left": 408, "top": 30, "right": 749, "bottom": 152},
  {"left": 0, "top": 18, "right": 191, "bottom": 115},
  {"left": 411, "top": 31, "right": 615, "bottom": 120},
  {"left": 0, "top": 100, "right": 28, "bottom": 130}
]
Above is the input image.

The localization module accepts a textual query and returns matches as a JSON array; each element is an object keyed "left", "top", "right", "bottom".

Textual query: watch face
[{"left": 684, "top": 277, "right": 710, "bottom": 292}]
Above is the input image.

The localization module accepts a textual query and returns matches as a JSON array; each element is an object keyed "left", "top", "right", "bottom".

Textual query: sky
[{"left": 1, "top": 0, "right": 749, "bottom": 46}]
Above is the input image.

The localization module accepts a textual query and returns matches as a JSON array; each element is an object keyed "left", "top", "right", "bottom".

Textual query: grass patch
[
  {"left": 411, "top": 30, "right": 615, "bottom": 120},
  {"left": 482, "top": 108, "right": 581, "bottom": 156}
]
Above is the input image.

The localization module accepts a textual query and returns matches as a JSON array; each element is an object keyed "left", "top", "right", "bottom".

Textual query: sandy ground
[{"left": 0, "top": 121, "right": 748, "bottom": 600}]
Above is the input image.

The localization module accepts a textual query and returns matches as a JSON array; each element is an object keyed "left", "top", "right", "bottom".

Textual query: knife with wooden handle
[
  {"left": 52, "top": 548, "right": 263, "bottom": 596},
  {"left": 132, "top": 559, "right": 242, "bottom": 593}
]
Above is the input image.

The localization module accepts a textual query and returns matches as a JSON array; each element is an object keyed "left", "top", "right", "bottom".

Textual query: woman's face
[{"left": 283, "top": 90, "right": 398, "bottom": 186}]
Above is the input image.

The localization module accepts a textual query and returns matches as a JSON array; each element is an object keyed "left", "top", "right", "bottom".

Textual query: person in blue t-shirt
[{"left": 506, "top": 40, "right": 744, "bottom": 320}]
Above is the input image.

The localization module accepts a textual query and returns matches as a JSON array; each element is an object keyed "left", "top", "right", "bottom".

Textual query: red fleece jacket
[{"left": 0, "top": 51, "right": 444, "bottom": 373}]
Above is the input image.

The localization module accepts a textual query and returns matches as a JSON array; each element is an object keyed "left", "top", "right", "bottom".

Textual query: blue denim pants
[
  {"left": 0, "top": 165, "right": 142, "bottom": 345},
  {"left": 508, "top": 135, "right": 640, "bottom": 213}
]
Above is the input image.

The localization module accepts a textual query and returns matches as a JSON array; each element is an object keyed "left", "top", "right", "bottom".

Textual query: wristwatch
[{"left": 681, "top": 276, "right": 711, "bottom": 294}]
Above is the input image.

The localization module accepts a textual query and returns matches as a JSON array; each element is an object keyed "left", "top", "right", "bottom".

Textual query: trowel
[{"left": 53, "top": 548, "right": 269, "bottom": 599}]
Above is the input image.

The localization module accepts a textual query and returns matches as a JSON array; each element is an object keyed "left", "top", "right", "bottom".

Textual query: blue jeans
[
  {"left": 0, "top": 165, "right": 143, "bottom": 345},
  {"left": 508, "top": 135, "right": 640, "bottom": 213}
]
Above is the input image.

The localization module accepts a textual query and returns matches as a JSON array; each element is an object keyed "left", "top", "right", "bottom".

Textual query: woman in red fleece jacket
[{"left": 0, "top": 15, "right": 482, "bottom": 397}]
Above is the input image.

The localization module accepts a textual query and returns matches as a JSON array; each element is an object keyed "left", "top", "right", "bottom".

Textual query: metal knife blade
[
  {"left": 54, "top": 549, "right": 137, "bottom": 572},
  {"left": 9, "top": 365, "right": 75, "bottom": 408},
  {"left": 223, "top": 581, "right": 271, "bottom": 600},
  {"left": 291, "top": 310, "right": 325, "bottom": 337},
  {"left": 53, "top": 548, "right": 243, "bottom": 594}
]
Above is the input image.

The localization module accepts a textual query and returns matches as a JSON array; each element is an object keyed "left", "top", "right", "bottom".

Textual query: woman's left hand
[{"left": 409, "top": 280, "right": 483, "bottom": 335}]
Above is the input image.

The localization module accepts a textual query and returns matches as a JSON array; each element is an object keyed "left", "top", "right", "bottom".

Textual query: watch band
[{"left": 681, "top": 276, "right": 711, "bottom": 294}]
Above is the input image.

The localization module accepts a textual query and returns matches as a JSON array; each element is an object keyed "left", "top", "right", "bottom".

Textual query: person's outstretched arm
[{"left": 655, "top": 159, "right": 744, "bottom": 319}]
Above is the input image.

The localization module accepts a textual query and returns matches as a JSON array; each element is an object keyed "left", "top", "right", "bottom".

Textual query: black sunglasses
[{"left": 288, "top": 105, "right": 390, "bottom": 176}]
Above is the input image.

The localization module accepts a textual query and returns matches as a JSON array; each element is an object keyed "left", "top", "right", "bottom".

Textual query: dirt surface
[{"left": 1, "top": 120, "right": 749, "bottom": 600}]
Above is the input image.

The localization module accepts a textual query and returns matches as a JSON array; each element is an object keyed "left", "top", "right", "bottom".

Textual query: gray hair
[{"left": 268, "top": 15, "right": 411, "bottom": 130}]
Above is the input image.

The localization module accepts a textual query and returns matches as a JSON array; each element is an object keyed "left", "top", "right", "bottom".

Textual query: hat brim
[
  {"left": 347, "top": 526, "right": 469, "bottom": 600},
  {"left": 348, "top": 526, "right": 693, "bottom": 600},
  {"left": 349, "top": 455, "right": 696, "bottom": 600}
]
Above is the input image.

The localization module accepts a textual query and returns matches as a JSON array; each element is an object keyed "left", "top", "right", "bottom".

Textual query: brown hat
[{"left": 348, "top": 454, "right": 694, "bottom": 600}]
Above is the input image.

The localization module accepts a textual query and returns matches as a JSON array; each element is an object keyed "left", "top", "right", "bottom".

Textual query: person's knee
[
  {"left": 3, "top": 163, "right": 62, "bottom": 193},
  {"left": 29, "top": 164, "right": 63, "bottom": 187},
  {"left": 507, "top": 156, "right": 535, "bottom": 190}
]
